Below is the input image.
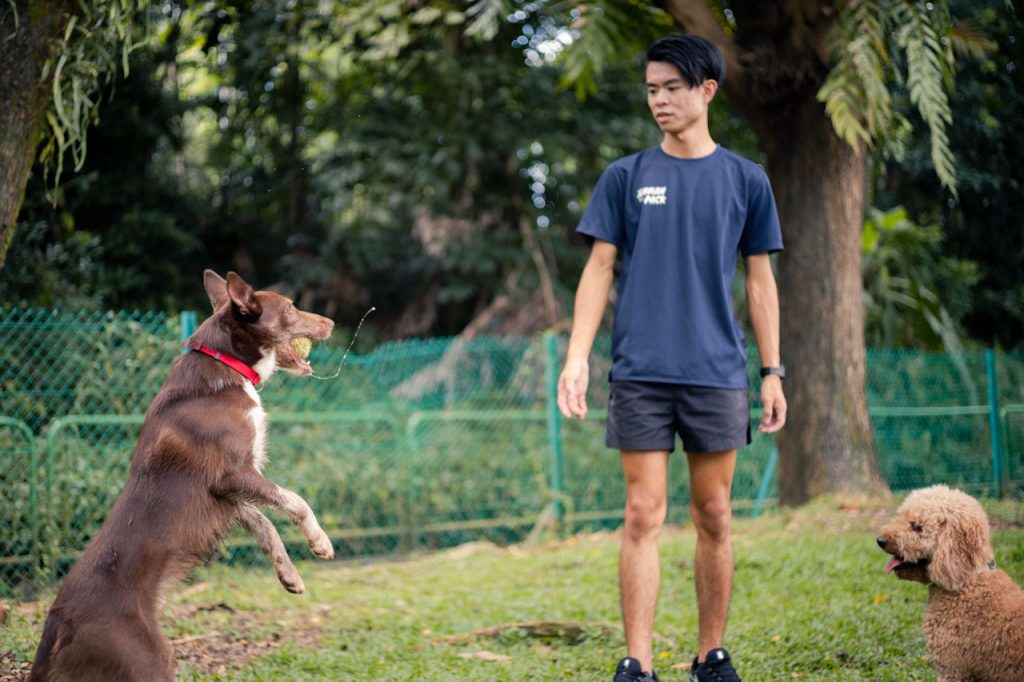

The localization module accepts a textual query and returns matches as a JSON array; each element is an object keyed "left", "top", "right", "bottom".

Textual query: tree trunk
[
  {"left": 764, "top": 98, "right": 890, "bottom": 505},
  {"left": 0, "top": 1, "right": 74, "bottom": 270}
]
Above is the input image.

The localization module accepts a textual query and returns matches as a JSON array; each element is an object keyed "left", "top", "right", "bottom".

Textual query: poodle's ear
[{"left": 929, "top": 503, "right": 994, "bottom": 592}]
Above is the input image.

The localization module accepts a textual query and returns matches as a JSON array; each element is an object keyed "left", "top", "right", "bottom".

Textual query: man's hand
[
  {"left": 759, "top": 375, "right": 787, "bottom": 433},
  {"left": 557, "top": 357, "right": 590, "bottom": 419}
]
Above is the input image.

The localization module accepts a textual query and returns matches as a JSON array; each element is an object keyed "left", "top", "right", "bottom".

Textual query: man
[{"left": 557, "top": 34, "right": 787, "bottom": 682}]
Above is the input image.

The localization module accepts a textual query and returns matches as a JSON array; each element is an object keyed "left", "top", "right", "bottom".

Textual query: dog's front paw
[{"left": 310, "top": 529, "right": 334, "bottom": 560}]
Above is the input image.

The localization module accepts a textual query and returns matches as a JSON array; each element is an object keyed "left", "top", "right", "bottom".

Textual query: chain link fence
[{"left": 1, "top": 307, "right": 1022, "bottom": 597}]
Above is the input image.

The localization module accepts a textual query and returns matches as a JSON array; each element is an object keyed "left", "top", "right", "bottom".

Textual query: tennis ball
[{"left": 290, "top": 337, "right": 313, "bottom": 359}]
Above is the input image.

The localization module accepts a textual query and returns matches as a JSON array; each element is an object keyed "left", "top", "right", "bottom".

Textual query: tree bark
[
  {"left": 663, "top": 0, "right": 891, "bottom": 504},
  {"left": 0, "top": 1, "right": 76, "bottom": 270},
  {"left": 765, "top": 98, "right": 890, "bottom": 505}
]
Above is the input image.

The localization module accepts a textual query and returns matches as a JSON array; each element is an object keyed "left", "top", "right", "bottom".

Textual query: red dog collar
[{"left": 189, "top": 343, "right": 262, "bottom": 385}]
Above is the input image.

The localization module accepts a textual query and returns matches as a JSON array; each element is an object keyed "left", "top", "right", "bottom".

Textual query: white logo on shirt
[{"left": 636, "top": 185, "right": 667, "bottom": 205}]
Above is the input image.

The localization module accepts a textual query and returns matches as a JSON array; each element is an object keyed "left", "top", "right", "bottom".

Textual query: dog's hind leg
[
  {"left": 213, "top": 469, "right": 334, "bottom": 560},
  {"left": 236, "top": 504, "right": 305, "bottom": 593}
]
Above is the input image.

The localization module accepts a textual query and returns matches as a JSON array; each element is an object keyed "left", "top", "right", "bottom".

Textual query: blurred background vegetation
[{"left": 1, "top": 0, "right": 1020, "bottom": 353}]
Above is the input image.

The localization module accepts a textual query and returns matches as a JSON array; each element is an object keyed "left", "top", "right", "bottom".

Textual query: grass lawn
[{"left": 2, "top": 496, "right": 1022, "bottom": 681}]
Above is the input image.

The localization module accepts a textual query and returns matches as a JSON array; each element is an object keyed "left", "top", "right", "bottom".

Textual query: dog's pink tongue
[{"left": 885, "top": 557, "right": 903, "bottom": 574}]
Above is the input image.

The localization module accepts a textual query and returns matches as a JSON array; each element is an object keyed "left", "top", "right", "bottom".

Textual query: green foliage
[
  {"left": 819, "top": 0, "right": 999, "bottom": 195},
  {"left": 38, "top": 0, "right": 145, "bottom": 191},
  {"left": 861, "top": 206, "right": 980, "bottom": 351},
  {"left": 5, "top": 0, "right": 1018, "bottom": 352},
  {"left": 3, "top": 37, "right": 209, "bottom": 311},
  {"left": 88, "top": 0, "right": 656, "bottom": 334},
  {"left": 873, "top": 0, "right": 1024, "bottom": 350},
  {"left": 465, "top": 0, "right": 510, "bottom": 41},
  {"left": 893, "top": 2, "right": 957, "bottom": 195},
  {"left": 556, "top": 1, "right": 673, "bottom": 100},
  {"left": 817, "top": 0, "right": 893, "bottom": 149}
]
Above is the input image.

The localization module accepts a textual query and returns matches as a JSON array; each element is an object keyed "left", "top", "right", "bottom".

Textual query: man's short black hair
[{"left": 646, "top": 34, "right": 725, "bottom": 88}]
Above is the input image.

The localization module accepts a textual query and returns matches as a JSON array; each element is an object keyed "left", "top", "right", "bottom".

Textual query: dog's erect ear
[
  {"left": 929, "top": 501, "right": 995, "bottom": 592},
  {"left": 203, "top": 270, "right": 230, "bottom": 312},
  {"left": 226, "top": 271, "right": 262, "bottom": 319}
]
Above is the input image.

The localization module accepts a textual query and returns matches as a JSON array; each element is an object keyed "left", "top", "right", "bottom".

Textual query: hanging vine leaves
[{"left": 37, "top": 0, "right": 146, "bottom": 191}]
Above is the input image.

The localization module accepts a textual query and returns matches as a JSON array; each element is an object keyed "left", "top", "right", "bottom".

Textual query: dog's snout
[{"left": 877, "top": 535, "right": 889, "bottom": 549}]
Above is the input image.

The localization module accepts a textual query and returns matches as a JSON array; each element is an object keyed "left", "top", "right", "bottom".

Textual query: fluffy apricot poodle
[{"left": 877, "top": 484, "right": 1024, "bottom": 682}]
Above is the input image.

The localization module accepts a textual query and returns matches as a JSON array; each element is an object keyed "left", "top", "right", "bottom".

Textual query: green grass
[{"left": 2, "top": 497, "right": 1023, "bottom": 681}]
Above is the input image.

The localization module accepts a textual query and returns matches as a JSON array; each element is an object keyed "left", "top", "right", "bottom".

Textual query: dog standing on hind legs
[
  {"left": 30, "top": 270, "right": 335, "bottom": 682},
  {"left": 877, "top": 484, "right": 1024, "bottom": 682}
]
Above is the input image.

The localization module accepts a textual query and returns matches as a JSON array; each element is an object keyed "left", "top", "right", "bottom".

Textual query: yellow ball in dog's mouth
[{"left": 289, "top": 337, "right": 313, "bottom": 360}]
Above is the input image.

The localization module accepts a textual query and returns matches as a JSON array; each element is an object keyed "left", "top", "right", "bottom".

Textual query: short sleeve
[
  {"left": 738, "top": 167, "right": 784, "bottom": 257},
  {"left": 576, "top": 163, "right": 628, "bottom": 247}
]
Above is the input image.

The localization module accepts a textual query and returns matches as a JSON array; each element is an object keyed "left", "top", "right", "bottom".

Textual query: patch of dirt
[
  {"left": 0, "top": 605, "right": 321, "bottom": 681},
  {"left": 170, "top": 602, "right": 323, "bottom": 677},
  {"left": 0, "top": 651, "right": 31, "bottom": 682},
  {"left": 173, "top": 626, "right": 320, "bottom": 678}
]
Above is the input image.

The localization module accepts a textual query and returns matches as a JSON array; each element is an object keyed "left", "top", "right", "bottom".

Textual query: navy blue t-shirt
[{"left": 577, "top": 145, "right": 783, "bottom": 389}]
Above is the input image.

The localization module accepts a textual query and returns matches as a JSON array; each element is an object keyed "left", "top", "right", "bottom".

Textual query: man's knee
[
  {"left": 624, "top": 492, "right": 666, "bottom": 541},
  {"left": 690, "top": 495, "right": 732, "bottom": 540}
]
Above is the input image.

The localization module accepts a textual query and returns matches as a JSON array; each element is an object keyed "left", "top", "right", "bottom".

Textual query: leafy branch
[
  {"left": 37, "top": 0, "right": 145, "bottom": 192},
  {"left": 818, "top": 0, "right": 994, "bottom": 195}
]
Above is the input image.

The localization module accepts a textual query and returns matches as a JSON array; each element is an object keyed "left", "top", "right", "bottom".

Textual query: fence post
[
  {"left": 543, "top": 333, "right": 565, "bottom": 520},
  {"left": 751, "top": 446, "right": 778, "bottom": 518},
  {"left": 401, "top": 413, "right": 422, "bottom": 553},
  {"left": 986, "top": 348, "right": 1004, "bottom": 498},
  {"left": 179, "top": 310, "right": 197, "bottom": 349}
]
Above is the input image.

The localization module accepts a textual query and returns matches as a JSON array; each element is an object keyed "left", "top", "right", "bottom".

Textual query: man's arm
[
  {"left": 557, "top": 239, "right": 618, "bottom": 420},
  {"left": 745, "top": 253, "right": 787, "bottom": 433}
]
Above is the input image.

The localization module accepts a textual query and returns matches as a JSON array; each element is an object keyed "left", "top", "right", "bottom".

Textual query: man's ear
[
  {"left": 703, "top": 79, "right": 719, "bottom": 102},
  {"left": 226, "top": 271, "right": 262, "bottom": 318},
  {"left": 203, "top": 270, "right": 229, "bottom": 312}
]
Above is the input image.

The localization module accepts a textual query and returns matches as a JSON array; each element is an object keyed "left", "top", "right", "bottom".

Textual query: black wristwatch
[{"left": 760, "top": 365, "right": 785, "bottom": 381}]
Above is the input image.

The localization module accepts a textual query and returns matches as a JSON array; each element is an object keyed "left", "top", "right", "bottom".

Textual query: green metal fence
[{"left": 1, "top": 307, "right": 1022, "bottom": 597}]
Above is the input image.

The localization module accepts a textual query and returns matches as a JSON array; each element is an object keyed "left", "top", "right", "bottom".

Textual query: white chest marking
[
  {"left": 243, "top": 381, "right": 268, "bottom": 470},
  {"left": 253, "top": 349, "right": 278, "bottom": 384}
]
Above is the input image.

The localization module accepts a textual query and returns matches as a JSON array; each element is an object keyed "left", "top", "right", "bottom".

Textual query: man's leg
[
  {"left": 620, "top": 449, "right": 670, "bottom": 674},
  {"left": 686, "top": 449, "right": 737, "bottom": 662}
]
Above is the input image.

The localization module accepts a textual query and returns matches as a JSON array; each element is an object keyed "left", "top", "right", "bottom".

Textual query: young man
[{"left": 557, "top": 34, "right": 787, "bottom": 682}]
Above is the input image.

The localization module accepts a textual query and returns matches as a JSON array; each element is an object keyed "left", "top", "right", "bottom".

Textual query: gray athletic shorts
[{"left": 606, "top": 380, "right": 751, "bottom": 454}]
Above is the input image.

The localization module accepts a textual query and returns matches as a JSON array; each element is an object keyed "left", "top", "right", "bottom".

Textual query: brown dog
[
  {"left": 29, "top": 270, "right": 335, "bottom": 681},
  {"left": 877, "top": 485, "right": 1024, "bottom": 682}
]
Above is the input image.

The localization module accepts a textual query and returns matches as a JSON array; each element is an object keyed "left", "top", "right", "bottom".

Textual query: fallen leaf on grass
[
  {"left": 457, "top": 651, "right": 512, "bottom": 662},
  {"left": 443, "top": 620, "right": 612, "bottom": 644},
  {"left": 177, "top": 581, "right": 212, "bottom": 599},
  {"left": 170, "top": 631, "right": 222, "bottom": 645}
]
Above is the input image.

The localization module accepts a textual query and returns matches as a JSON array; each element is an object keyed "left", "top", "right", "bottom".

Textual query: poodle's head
[{"left": 876, "top": 484, "right": 994, "bottom": 592}]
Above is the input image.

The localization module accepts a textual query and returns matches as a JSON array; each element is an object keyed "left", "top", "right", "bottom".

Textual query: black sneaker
[
  {"left": 689, "top": 648, "right": 741, "bottom": 682},
  {"left": 613, "top": 656, "right": 660, "bottom": 682}
]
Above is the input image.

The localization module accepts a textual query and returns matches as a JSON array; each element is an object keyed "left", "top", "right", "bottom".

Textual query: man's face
[{"left": 645, "top": 61, "right": 717, "bottom": 135}]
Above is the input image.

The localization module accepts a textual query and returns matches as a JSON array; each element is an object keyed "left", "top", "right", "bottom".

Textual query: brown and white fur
[
  {"left": 877, "top": 484, "right": 1024, "bottom": 682},
  {"left": 29, "top": 270, "right": 335, "bottom": 682}
]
